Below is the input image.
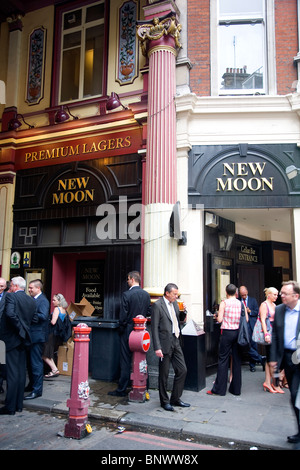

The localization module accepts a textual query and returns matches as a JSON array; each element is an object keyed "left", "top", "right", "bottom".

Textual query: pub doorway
[
  {"left": 236, "top": 264, "right": 265, "bottom": 306},
  {"left": 51, "top": 251, "right": 106, "bottom": 316}
]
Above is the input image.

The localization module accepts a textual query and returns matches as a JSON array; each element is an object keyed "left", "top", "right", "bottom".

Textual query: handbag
[
  {"left": 237, "top": 301, "right": 251, "bottom": 350},
  {"left": 252, "top": 315, "right": 272, "bottom": 345}
]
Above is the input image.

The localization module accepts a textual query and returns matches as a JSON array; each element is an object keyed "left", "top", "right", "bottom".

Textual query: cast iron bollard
[
  {"left": 64, "top": 323, "right": 92, "bottom": 439},
  {"left": 128, "top": 315, "right": 150, "bottom": 402}
]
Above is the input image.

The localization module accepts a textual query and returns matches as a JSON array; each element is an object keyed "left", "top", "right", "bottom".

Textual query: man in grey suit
[
  {"left": 270, "top": 280, "right": 300, "bottom": 444},
  {"left": 0, "top": 276, "right": 37, "bottom": 414},
  {"left": 152, "top": 283, "right": 190, "bottom": 411}
]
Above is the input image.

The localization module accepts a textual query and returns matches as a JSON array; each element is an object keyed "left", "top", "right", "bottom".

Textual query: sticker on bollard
[
  {"left": 142, "top": 331, "right": 150, "bottom": 352},
  {"left": 129, "top": 316, "right": 150, "bottom": 402}
]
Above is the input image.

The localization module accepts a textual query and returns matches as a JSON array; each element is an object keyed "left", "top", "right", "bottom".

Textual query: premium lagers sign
[{"left": 14, "top": 128, "right": 142, "bottom": 170}]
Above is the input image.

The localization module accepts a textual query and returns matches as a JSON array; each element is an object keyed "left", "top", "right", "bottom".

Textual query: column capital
[
  {"left": 137, "top": 14, "right": 181, "bottom": 57},
  {"left": 7, "top": 13, "right": 23, "bottom": 32}
]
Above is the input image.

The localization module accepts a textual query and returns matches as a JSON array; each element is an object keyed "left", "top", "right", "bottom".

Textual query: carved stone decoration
[{"left": 137, "top": 15, "right": 181, "bottom": 57}]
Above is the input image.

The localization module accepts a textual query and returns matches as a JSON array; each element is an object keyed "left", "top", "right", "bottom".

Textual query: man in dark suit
[
  {"left": 25, "top": 279, "right": 50, "bottom": 399},
  {"left": 152, "top": 283, "right": 190, "bottom": 411},
  {"left": 239, "top": 285, "right": 266, "bottom": 371},
  {"left": 270, "top": 280, "right": 300, "bottom": 444},
  {"left": 0, "top": 276, "right": 37, "bottom": 415},
  {"left": 0, "top": 277, "right": 7, "bottom": 393},
  {"left": 0, "top": 277, "right": 7, "bottom": 320},
  {"left": 108, "top": 271, "right": 151, "bottom": 397}
]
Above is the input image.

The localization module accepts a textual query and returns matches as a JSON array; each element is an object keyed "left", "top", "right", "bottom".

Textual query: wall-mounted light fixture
[
  {"left": 8, "top": 113, "right": 34, "bottom": 130},
  {"left": 55, "top": 105, "right": 78, "bottom": 123},
  {"left": 286, "top": 165, "right": 300, "bottom": 180},
  {"left": 106, "top": 92, "right": 127, "bottom": 111},
  {"left": 218, "top": 232, "right": 234, "bottom": 251},
  {"left": 169, "top": 201, "right": 187, "bottom": 246}
]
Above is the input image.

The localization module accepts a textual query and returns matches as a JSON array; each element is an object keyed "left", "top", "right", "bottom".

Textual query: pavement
[{"left": 1, "top": 364, "right": 299, "bottom": 451}]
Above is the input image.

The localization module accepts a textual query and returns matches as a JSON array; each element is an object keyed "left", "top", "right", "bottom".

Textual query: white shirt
[
  {"left": 284, "top": 300, "right": 300, "bottom": 350},
  {"left": 163, "top": 296, "right": 178, "bottom": 335}
]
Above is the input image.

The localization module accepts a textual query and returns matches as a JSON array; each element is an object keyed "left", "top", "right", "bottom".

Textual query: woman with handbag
[
  {"left": 42, "top": 293, "right": 69, "bottom": 378},
  {"left": 259, "top": 287, "right": 283, "bottom": 394},
  {"left": 207, "top": 284, "right": 248, "bottom": 396}
]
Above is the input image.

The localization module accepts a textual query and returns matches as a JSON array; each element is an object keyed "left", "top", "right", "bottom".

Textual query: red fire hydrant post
[
  {"left": 64, "top": 323, "right": 92, "bottom": 439},
  {"left": 128, "top": 315, "right": 150, "bottom": 402}
]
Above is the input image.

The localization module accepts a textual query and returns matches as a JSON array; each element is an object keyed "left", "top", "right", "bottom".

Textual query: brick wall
[
  {"left": 275, "top": 0, "right": 298, "bottom": 94},
  {"left": 187, "top": 0, "right": 211, "bottom": 96},
  {"left": 187, "top": 0, "right": 299, "bottom": 96}
]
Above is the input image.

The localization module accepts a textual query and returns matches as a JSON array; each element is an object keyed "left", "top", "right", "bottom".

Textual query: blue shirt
[{"left": 284, "top": 300, "right": 300, "bottom": 350}]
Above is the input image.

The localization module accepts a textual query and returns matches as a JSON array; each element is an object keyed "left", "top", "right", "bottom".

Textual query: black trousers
[
  {"left": 212, "top": 329, "right": 242, "bottom": 396},
  {"left": 248, "top": 316, "right": 263, "bottom": 367},
  {"left": 115, "top": 329, "right": 132, "bottom": 393},
  {"left": 5, "top": 344, "right": 27, "bottom": 412},
  {"left": 283, "top": 349, "right": 300, "bottom": 432},
  {"left": 159, "top": 335, "right": 187, "bottom": 406},
  {"left": 29, "top": 342, "right": 44, "bottom": 395}
]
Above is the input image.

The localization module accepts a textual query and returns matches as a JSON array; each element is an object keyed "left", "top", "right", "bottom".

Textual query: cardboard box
[
  {"left": 67, "top": 297, "right": 95, "bottom": 321},
  {"left": 57, "top": 341, "right": 74, "bottom": 376}
]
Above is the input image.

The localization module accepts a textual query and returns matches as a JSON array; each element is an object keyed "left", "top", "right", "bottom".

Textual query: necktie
[{"left": 169, "top": 302, "right": 179, "bottom": 338}]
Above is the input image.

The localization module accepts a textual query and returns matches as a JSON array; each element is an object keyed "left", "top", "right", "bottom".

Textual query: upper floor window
[
  {"left": 211, "top": 0, "right": 276, "bottom": 96},
  {"left": 56, "top": 1, "right": 106, "bottom": 104}
]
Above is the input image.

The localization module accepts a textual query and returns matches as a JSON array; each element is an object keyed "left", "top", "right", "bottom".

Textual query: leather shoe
[
  {"left": 287, "top": 433, "right": 300, "bottom": 443},
  {"left": 24, "top": 392, "right": 42, "bottom": 400},
  {"left": 0, "top": 407, "right": 15, "bottom": 415},
  {"left": 170, "top": 400, "right": 190, "bottom": 407},
  {"left": 162, "top": 403, "right": 174, "bottom": 411}
]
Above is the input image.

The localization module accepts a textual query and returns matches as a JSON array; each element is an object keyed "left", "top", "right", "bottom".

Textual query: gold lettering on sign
[
  {"left": 52, "top": 177, "right": 95, "bottom": 205},
  {"left": 25, "top": 145, "right": 80, "bottom": 162},
  {"left": 216, "top": 162, "right": 273, "bottom": 192},
  {"left": 238, "top": 245, "right": 258, "bottom": 263},
  {"left": 24, "top": 136, "right": 132, "bottom": 164}
]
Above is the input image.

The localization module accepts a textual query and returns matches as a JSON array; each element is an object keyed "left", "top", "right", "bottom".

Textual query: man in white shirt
[
  {"left": 152, "top": 283, "right": 190, "bottom": 411},
  {"left": 270, "top": 280, "right": 300, "bottom": 444}
]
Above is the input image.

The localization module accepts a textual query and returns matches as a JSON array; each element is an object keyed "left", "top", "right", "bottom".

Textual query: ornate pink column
[
  {"left": 137, "top": 6, "right": 182, "bottom": 292},
  {"left": 138, "top": 13, "right": 181, "bottom": 205}
]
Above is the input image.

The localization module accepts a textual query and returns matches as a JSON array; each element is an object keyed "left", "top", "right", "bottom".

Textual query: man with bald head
[{"left": 239, "top": 285, "right": 266, "bottom": 372}]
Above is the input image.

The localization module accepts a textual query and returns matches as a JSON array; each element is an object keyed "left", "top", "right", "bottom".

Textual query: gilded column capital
[
  {"left": 7, "top": 13, "right": 23, "bottom": 32},
  {"left": 137, "top": 15, "right": 181, "bottom": 57}
]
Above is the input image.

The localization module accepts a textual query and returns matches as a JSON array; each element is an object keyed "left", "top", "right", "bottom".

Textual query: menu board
[{"left": 76, "top": 260, "right": 105, "bottom": 315}]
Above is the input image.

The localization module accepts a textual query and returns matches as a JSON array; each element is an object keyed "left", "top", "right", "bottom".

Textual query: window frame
[
  {"left": 51, "top": 0, "right": 108, "bottom": 107},
  {"left": 210, "top": 0, "right": 276, "bottom": 96}
]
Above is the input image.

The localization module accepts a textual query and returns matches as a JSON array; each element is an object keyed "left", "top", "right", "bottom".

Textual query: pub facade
[{"left": 1, "top": 0, "right": 300, "bottom": 378}]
